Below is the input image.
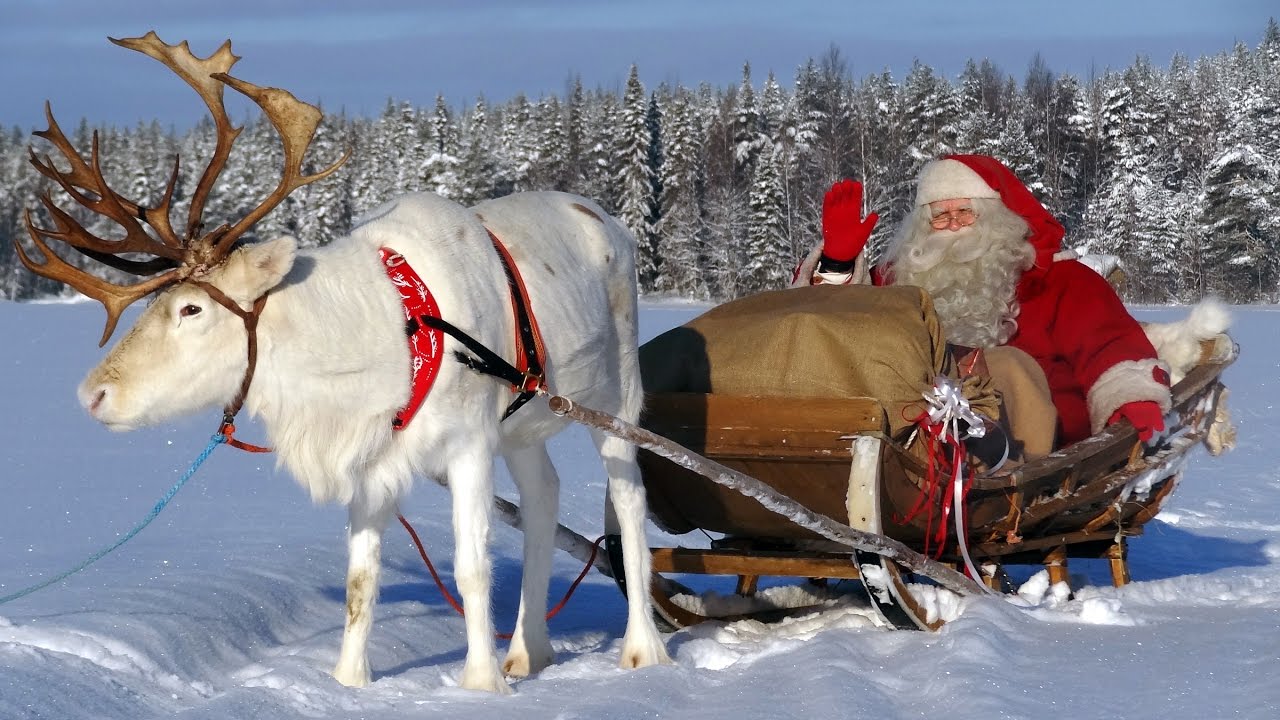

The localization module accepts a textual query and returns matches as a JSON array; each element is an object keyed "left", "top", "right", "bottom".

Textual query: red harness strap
[
  {"left": 380, "top": 247, "right": 446, "bottom": 430},
  {"left": 379, "top": 231, "right": 548, "bottom": 429},
  {"left": 485, "top": 229, "right": 547, "bottom": 396}
]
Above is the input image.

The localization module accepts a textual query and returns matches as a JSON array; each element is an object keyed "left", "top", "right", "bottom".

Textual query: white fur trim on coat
[
  {"left": 790, "top": 244, "right": 870, "bottom": 288},
  {"left": 1086, "top": 358, "right": 1173, "bottom": 434},
  {"left": 1141, "top": 297, "right": 1231, "bottom": 384}
]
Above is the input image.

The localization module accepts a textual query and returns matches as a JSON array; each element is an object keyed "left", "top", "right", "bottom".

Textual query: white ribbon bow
[{"left": 923, "top": 374, "right": 987, "bottom": 443}]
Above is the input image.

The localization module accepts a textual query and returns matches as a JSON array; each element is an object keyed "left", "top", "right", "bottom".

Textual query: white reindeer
[{"left": 17, "top": 33, "right": 670, "bottom": 693}]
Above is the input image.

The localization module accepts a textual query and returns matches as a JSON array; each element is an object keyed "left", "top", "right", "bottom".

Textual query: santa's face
[
  {"left": 928, "top": 199, "right": 978, "bottom": 231},
  {"left": 921, "top": 199, "right": 986, "bottom": 265},
  {"left": 886, "top": 196, "right": 1035, "bottom": 348},
  {"left": 895, "top": 198, "right": 986, "bottom": 274}
]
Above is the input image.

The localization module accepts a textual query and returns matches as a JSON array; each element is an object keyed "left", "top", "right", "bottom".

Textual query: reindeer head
[{"left": 17, "top": 32, "right": 348, "bottom": 429}]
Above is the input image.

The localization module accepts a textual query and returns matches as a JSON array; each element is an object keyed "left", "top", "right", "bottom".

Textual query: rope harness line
[
  {"left": 0, "top": 432, "right": 227, "bottom": 606},
  {"left": 0, "top": 284, "right": 270, "bottom": 606},
  {"left": 397, "top": 514, "right": 604, "bottom": 639}
]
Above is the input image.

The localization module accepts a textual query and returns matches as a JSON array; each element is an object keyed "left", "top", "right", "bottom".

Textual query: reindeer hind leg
[
  {"left": 500, "top": 443, "right": 559, "bottom": 677},
  {"left": 448, "top": 444, "right": 512, "bottom": 694},
  {"left": 591, "top": 427, "right": 672, "bottom": 669}
]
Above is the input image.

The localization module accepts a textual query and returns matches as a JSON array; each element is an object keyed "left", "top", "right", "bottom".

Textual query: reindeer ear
[{"left": 222, "top": 235, "right": 298, "bottom": 301}]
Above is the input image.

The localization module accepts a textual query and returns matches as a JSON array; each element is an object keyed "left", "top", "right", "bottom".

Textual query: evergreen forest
[{"left": 1, "top": 19, "right": 1277, "bottom": 304}]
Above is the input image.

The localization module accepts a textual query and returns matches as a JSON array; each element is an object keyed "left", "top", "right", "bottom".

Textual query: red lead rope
[
  {"left": 218, "top": 422, "right": 272, "bottom": 453},
  {"left": 397, "top": 513, "right": 603, "bottom": 640},
  {"left": 216, "top": 433, "right": 600, "bottom": 633}
]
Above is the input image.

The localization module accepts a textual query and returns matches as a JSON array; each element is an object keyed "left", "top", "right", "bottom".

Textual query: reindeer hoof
[
  {"left": 619, "top": 631, "right": 672, "bottom": 669},
  {"left": 332, "top": 663, "right": 371, "bottom": 688},
  {"left": 459, "top": 663, "right": 513, "bottom": 694},
  {"left": 503, "top": 644, "right": 554, "bottom": 678}
]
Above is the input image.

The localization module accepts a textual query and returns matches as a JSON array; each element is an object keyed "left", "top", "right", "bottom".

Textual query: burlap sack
[
  {"left": 983, "top": 346, "right": 1057, "bottom": 459},
  {"left": 640, "top": 284, "right": 949, "bottom": 437}
]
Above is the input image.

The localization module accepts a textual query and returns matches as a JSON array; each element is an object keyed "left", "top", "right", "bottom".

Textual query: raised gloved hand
[
  {"left": 1108, "top": 400, "right": 1165, "bottom": 442},
  {"left": 821, "top": 179, "right": 879, "bottom": 263}
]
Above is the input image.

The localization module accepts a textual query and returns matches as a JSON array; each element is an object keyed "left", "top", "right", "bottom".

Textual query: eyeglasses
[{"left": 929, "top": 208, "right": 977, "bottom": 229}]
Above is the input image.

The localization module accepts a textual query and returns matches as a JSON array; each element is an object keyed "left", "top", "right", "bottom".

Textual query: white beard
[{"left": 888, "top": 212, "right": 1036, "bottom": 348}]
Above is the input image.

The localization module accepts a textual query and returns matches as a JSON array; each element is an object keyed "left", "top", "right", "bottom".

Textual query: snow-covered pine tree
[
  {"left": 616, "top": 65, "right": 660, "bottom": 289},
  {"left": 954, "top": 59, "right": 1005, "bottom": 156},
  {"left": 784, "top": 59, "right": 823, "bottom": 217},
  {"left": 759, "top": 71, "right": 808, "bottom": 261},
  {"left": 744, "top": 143, "right": 790, "bottom": 292},
  {"left": 234, "top": 112, "right": 295, "bottom": 242},
  {"left": 1082, "top": 61, "right": 1169, "bottom": 298},
  {"left": 388, "top": 100, "right": 429, "bottom": 195},
  {"left": 564, "top": 77, "right": 589, "bottom": 192},
  {"left": 582, "top": 89, "right": 621, "bottom": 213},
  {"left": 2, "top": 121, "right": 62, "bottom": 299},
  {"left": 993, "top": 92, "right": 1043, "bottom": 200},
  {"left": 344, "top": 100, "right": 414, "bottom": 214},
  {"left": 425, "top": 94, "right": 461, "bottom": 198},
  {"left": 496, "top": 93, "right": 536, "bottom": 193},
  {"left": 1201, "top": 146, "right": 1278, "bottom": 301},
  {"left": 855, "top": 69, "right": 910, "bottom": 259},
  {"left": 528, "top": 95, "right": 568, "bottom": 191},
  {"left": 1201, "top": 48, "right": 1280, "bottom": 307},
  {"left": 794, "top": 49, "right": 852, "bottom": 186},
  {"left": 654, "top": 85, "right": 709, "bottom": 298},
  {"left": 288, "top": 109, "right": 353, "bottom": 247},
  {"left": 702, "top": 182, "right": 750, "bottom": 300},
  {"left": 455, "top": 97, "right": 502, "bottom": 205},
  {"left": 1164, "top": 54, "right": 1214, "bottom": 194},
  {"left": 1031, "top": 71, "right": 1090, "bottom": 228},
  {"left": 644, "top": 91, "right": 665, "bottom": 284},
  {"left": 901, "top": 60, "right": 962, "bottom": 166},
  {"left": 732, "top": 62, "right": 762, "bottom": 182},
  {"left": 0, "top": 127, "right": 22, "bottom": 298}
]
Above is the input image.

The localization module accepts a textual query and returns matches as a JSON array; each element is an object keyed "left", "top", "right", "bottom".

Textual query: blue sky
[{"left": 1, "top": 1, "right": 1273, "bottom": 130}]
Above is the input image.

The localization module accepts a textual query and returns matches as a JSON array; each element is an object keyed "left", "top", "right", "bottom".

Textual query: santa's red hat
[
  {"left": 914, "top": 158, "right": 1000, "bottom": 206},
  {"left": 916, "top": 154, "right": 1065, "bottom": 276}
]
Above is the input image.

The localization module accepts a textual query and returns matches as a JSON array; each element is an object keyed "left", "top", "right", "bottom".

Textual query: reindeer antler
[{"left": 16, "top": 31, "right": 351, "bottom": 346}]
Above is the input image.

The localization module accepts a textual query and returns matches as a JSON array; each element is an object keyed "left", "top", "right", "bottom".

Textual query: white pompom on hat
[{"left": 914, "top": 158, "right": 1001, "bottom": 206}]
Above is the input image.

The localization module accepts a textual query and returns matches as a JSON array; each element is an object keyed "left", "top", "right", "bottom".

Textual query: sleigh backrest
[{"left": 638, "top": 392, "right": 889, "bottom": 538}]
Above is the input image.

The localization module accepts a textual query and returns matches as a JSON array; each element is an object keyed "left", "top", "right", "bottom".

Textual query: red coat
[{"left": 1007, "top": 260, "right": 1161, "bottom": 444}]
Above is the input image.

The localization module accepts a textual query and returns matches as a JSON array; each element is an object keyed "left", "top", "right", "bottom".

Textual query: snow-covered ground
[{"left": 1, "top": 297, "right": 1277, "bottom": 719}]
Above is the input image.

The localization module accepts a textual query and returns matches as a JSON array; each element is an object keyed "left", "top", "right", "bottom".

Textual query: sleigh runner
[{"left": 581, "top": 285, "right": 1237, "bottom": 631}]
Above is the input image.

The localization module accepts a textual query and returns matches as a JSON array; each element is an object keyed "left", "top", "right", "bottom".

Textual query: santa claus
[{"left": 795, "top": 154, "right": 1171, "bottom": 448}]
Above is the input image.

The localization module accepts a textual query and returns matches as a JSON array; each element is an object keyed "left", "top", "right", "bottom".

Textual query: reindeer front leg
[
  {"left": 449, "top": 447, "right": 511, "bottom": 694},
  {"left": 333, "top": 498, "right": 394, "bottom": 687}
]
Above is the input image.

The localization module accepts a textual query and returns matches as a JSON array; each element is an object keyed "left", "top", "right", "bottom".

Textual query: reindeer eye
[{"left": 179, "top": 304, "right": 202, "bottom": 317}]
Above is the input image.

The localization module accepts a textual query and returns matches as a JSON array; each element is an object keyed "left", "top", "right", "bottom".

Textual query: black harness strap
[
  {"left": 412, "top": 230, "right": 546, "bottom": 421},
  {"left": 414, "top": 316, "right": 542, "bottom": 420}
]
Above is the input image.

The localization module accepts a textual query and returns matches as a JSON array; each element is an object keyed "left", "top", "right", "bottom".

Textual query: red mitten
[
  {"left": 1108, "top": 400, "right": 1165, "bottom": 442},
  {"left": 821, "top": 179, "right": 879, "bottom": 262}
]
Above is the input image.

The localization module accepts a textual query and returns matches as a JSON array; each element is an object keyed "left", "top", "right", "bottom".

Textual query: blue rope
[{"left": 0, "top": 433, "right": 227, "bottom": 606}]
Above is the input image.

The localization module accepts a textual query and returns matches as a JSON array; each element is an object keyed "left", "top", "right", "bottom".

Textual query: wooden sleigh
[{"left": 581, "top": 337, "right": 1237, "bottom": 632}]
